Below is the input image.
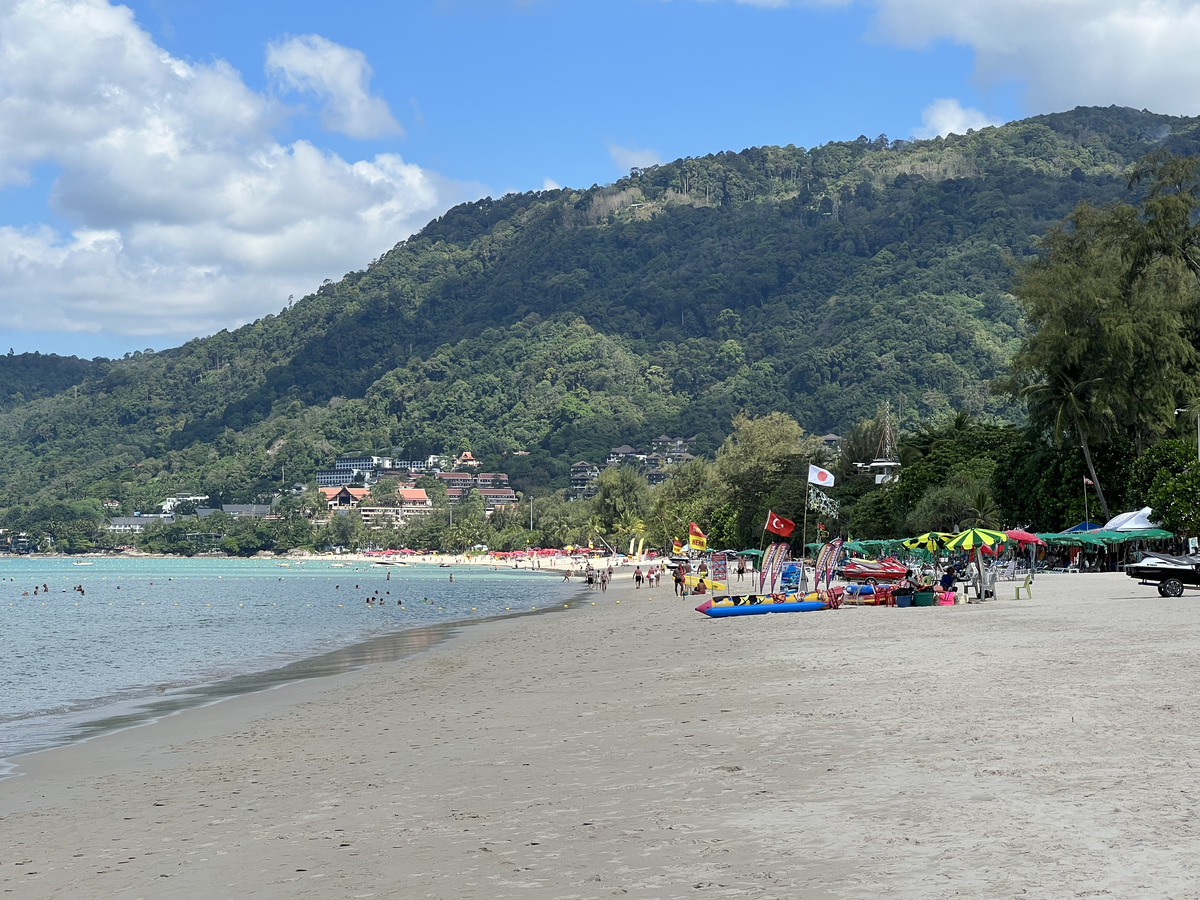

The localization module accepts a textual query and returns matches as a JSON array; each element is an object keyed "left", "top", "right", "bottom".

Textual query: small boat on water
[{"left": 72, "top": 560, "right": 94, "bottom": 566}]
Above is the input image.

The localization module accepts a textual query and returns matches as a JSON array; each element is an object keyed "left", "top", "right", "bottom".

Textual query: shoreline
[
  {"left": 0, "top": 564, "right": 585, "bottom": 766},
  {"left": 6, "top": 572, "right": 1200, "bottom": 897}
]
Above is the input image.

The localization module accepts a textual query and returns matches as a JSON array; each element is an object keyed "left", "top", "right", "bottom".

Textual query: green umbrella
[{"left": 945, "top": 528, "right": 1009, "bottom": 599}]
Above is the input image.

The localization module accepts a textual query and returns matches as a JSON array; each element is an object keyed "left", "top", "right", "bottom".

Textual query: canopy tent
[
  {"left": 1038, "top": 532, "right": 1107, "bottom": 547},
  {"left": 1063, "top": 521, "right": 1104, "bottom": 532},
  {"left": 844, "top": 539, "right": 908, "bottom": 555},
  {"left": 1090, "top": 528, "right": 1175, "bottom": 543},
  {"left": 1102, "top": 507, "right": 1160, "bottom": 532}
]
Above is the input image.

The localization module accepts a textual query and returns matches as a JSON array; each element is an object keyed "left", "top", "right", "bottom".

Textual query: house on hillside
[
  {"left": 436, "top": 472, "right": 474, "bottom": 491},
  {"left": 107, "top": 514, "right": 175, "bottom": 534},
  {"left": 221, "top": 504, "right": 273, "bottom": 519},
  {"left": 320, "top": 486, "right": 370, "bottom": 509},
  {"left": 571, "top": 461, "right": 600, "bottom": 499},
  {"left": 455, "top": 451, "right": 481, "bottom": 469},
  {"left": 398, "top": 488, "right": 433, "bottom": 518},
  {"left": 606, "top": 445, "right": 640, "bottom": 466},
  {"left": 651, "top": 435, "right": 691, "bottom": 454},
  {"left": 478, "top": 488, "right": 518, "bottom": 514},
  {"left": 160, "top": 494, "right": 209, "bottom": 513},
  {"left": 316, "top": 452, "right": 395, "bottom": 487}
]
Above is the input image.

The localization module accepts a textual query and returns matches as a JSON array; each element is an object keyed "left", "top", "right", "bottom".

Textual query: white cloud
[
  {"left": 690, "top": 0, "right": 1200, "bottom": 118},
  {"left": 914, "top": 98, "right": 999, "bottom": 138},
  {"left": 542, "top": 177, "right": 561, "bottom": 191},
  {"left": 0, "top": 0, "right": 480, "bottom": 342},
  {"left": 870, "top": 0, "right": 1200, "bottom": 116},
  {"left": 266, "top": 33, "right": 401, "bottom": 139},
  {"left": 608, "top": 143, "right": 663, "bottom": 173}
]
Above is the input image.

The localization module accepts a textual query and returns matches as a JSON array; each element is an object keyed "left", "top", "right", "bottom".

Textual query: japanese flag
[{"left": 808, "top": 464, "right": 835, "bottom": 487}]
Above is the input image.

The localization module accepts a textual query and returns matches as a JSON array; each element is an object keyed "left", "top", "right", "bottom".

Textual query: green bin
[{"left": 912, "top": 592, "right": 936, "bottom": 607}]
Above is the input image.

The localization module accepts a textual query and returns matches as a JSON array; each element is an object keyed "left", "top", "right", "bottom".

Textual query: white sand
[{"left": 3, "top": 571, "right": 1200, "bottom": 898}]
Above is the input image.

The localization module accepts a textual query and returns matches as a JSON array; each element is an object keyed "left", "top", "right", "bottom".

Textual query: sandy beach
[{"left": 3, "top": 570, "right": 1200, "bottom": 898}]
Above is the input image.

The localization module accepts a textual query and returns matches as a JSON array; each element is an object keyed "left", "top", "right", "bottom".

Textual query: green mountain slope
[{"left": 3, "top": 106, "right": 1200, "bottom": 509}]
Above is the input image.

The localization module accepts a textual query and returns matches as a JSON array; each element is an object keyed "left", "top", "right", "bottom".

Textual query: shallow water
[{"left": 0, "top": 556, "right": 575, "bottom": 760}]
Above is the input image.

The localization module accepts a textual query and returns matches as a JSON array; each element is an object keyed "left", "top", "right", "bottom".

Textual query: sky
[{"left": 3, "top": 0, "right": 1200, "bottom": 360}]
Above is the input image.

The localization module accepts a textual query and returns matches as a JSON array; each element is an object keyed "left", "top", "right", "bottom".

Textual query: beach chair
[
  {"left": 1014, "top": 574, "right": 1032, "bottom": 600},
  {"left": 1000, "top": 560, "right": 1017, "bottom": 581}
]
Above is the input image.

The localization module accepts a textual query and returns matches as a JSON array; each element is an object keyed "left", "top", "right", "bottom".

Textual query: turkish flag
[{"left": 765, "top": 510, "right": 795, "bottom": 537}]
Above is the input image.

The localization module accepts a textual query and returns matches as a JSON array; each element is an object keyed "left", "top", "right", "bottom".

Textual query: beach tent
[
  {"left": 1102, "top": 507, "right": 1159, "bottom": 532},
  {"left": 1063, "top": 521, "right": 1104, "bottom": 532},
  {"left": 1091, "top": 528, "right": 1174, "bottom": 543}
]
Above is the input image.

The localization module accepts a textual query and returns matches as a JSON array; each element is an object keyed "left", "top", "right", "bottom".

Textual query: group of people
[
  {"left": 633, "top": 565, "right": 667, "bottom": 588},
  {"left": 583, "top": 563, "right": 614, "bottom": 592}
]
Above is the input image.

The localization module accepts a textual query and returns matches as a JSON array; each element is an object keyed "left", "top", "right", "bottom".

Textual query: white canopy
[{"left": 1102, "top": 507, "right": 1160, "bottom": 532}]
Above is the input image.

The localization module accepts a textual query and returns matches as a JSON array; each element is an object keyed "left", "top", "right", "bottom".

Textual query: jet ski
[{"left": 1125, "top": 551, "right": 1200, "bottom": 597}]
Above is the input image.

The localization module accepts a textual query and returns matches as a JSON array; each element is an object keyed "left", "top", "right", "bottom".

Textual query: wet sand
[{"left": 3, "top": 571, "right": 1200, "bottom": 898}]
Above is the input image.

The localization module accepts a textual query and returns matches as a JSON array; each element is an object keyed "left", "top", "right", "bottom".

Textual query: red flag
[
  {"left": 764, "top": 510, "right": 795, "bottom": 537},
  {"left": 1083, "top": 477, "right": 1094, "bottom": 486},
  {"left": 672, "top": 537, "right": 683, "bottom": 554},
  {"left": 688, "top": 522, "right": 707, "bottom": 551}
]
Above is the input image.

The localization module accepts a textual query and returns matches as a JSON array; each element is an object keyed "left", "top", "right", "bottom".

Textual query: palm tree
[{"left": 1021, "top": 373, "right": 1112, "bottom": 522}]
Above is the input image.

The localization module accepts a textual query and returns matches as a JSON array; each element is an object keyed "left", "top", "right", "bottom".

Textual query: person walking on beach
[
  {"left": 736, "top": 557, "right": 746, "bottom": 582},
  {"left": 673, "top": 567, "right": 685, "bottom": 596},
  {"left": 600, "top": 569, "right": 608, "bottom": 592},
  {"left": 634, "top": 566, "right": 643, "bottom": 589}
]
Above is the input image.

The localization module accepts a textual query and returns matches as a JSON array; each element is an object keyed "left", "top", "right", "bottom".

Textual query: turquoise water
[{"left": 0, "top": 557, "right": 576, "bottom": 762}]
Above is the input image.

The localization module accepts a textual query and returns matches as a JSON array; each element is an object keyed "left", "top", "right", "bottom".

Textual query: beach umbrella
[
  {"left": 904, "top": 532, "right": 952, "bottom": 569},
  {"left": 946, "top": 528, "right": 1009, "bottom": 598},
  {"left": 1006, "top": 528, "right": 1045, "bottom": 575},
  {"left": 1004, "top": 529, "right": 1045, "bottom": 546},
  {"left": 904, "top": 532, "right": 949, "bottom": 551}
]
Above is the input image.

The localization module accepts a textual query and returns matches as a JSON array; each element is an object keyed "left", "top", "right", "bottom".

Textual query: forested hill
[{"left": 4, "top": 105, "right": 1200, "bottom": 509}]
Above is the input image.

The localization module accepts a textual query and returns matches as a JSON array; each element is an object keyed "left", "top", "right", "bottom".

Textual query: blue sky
[{"left": 2, "top": 0, "right": 1198, "bottom": 359}]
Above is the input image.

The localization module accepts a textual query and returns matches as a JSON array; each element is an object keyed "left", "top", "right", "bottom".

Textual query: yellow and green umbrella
[
  {"left": 904, "top": 531, "right": 953, "bottom": 553},
  {"left": 903, "top": 531, "right": 953, "bottom": 570},
  {"left": 945, "top": 527, "right": 1008, "bottom": 550},
  {"left": 946, "top": 528, "right": 1009, "bottom": 598}
]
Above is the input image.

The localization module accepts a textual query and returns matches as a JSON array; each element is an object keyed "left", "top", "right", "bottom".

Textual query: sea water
[{"left": 0, "top": 556, "right": 576, "bottom": 762}]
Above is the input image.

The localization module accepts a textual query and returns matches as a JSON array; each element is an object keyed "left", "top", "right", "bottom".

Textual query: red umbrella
[{"left": 1005, "top": 529, "right": 1046, "bottom": 546}]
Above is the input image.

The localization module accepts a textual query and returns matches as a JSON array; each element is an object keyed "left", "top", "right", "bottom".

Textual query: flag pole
[
  {"left": 802, "top": 491, "right": 810, "bottom": 562},
  {"left": 799, "top": 492, "right": 811, "bottom": 595},
  {"left": 1083, "top": 478, "right": 1089, "bottom": 528}
]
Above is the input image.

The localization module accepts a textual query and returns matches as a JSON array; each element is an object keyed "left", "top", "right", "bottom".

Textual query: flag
[
  {"left": 672, "top": 537, "right": 683, "bottom": 554},
  {"left": 688, "top": 521, "right": 707, "bottom": 552},
  {"left": 808, "top": 464, "right": 835, "bottom": 487},
  {"left": 808, "top": 485, "right": 839, "bottom": 517},
  {"left": 764, "top": 510, "right": 795, "bottom": 537},
  {"left": 1083, "top": 477, "right": 1094, "bottom": 486}
]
